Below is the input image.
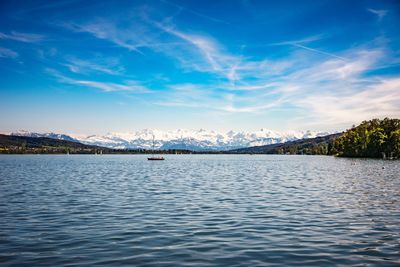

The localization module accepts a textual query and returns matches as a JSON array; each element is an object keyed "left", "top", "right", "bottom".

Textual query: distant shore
[{"left": 1, "top": 118, "right": 399, "bottom": 159}]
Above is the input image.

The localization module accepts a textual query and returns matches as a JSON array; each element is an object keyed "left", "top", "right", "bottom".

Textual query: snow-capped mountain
[
  {"left": 11, "top": 129, "right": 331, "bottom": 151},
  {"left": 11, "top": 130, "right": 78, "bottom": 142}
]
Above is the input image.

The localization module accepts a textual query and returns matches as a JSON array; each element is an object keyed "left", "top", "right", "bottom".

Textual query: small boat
[
  {"left": 148, "top": 156, "right": 165, "bottom": 160},
  {"left": 148, "top": 135, "right": 165, "bottom": 161}
]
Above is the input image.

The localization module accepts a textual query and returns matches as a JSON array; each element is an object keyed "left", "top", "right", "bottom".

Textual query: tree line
[
  {"left": 332, "top": 118, "right": 400, "bottom": 158},
  {"left": 230, "top": 118, "right": 399, "bottom": 159}
]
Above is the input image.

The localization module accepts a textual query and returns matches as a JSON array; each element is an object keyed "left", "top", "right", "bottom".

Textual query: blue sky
[{"left": 1, "top": 0, "right": 399, "bottom": 134}]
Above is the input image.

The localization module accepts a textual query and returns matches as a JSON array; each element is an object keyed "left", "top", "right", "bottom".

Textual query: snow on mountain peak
[{"left": 11, "top": 129, "right": 332, "bottom": 151}]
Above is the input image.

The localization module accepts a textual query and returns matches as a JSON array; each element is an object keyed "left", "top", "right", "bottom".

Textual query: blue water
[{"left": 0, "top": 155, "right": 399, "bottom": 266}]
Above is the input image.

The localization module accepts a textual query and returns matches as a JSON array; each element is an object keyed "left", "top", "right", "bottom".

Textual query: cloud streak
[
  {"left": 63, "top": 56, "right": 124, "bottom": 75},
  {"left": 44, "top": 7, "right": 400, "bottom": 127},
  {"left": 46, "top": 68, "right": 150, "bottom": 93},
  {"left": 292, "top": 43, "right": 347, "bottom": 61},
  {"left": 63, "top": 15, "right": 399, "bottom": 120},
  {"left": 0, "top": 31, "right": 44, "bottom": 43},
  {"left": 0, "top": 47, "right": 18, "bottom": 58},
  {"left": 161, "top": 0, "right": 229, "bottom": 24},
  {"left": 296, "top": 78, "right": 400, "bottom": 126},
  {"left": 70, "top": 80, "right": 149, "bottom": 93},
  {"left": 153, "top": 45, "right": 398, "bottom": 123},
  {"left": 367, "top": 8, "right": 388, "bottom": 21},
  {"left": 271, "top": 35, "right": 347, "bottom": 61},
  {"left": 155, "top": 22, "right": 237, "bottom": 74},
  {"left": 62, "top": 20, "right": 146, "bottom": 55}
]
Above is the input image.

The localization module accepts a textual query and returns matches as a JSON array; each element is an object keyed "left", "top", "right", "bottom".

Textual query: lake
[{"left": 0, "top": 155, "right": 399, "bottom": 266}]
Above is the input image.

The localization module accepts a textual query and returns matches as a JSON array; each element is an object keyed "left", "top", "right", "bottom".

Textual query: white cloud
[
  {"left": 156, "top": 23, "right": 237, "bottom": 73},
  {"left": 154, "top": 83, "right": 285, "bottom": 114},
  {"left": 71, "top": 80, "right": 148, "bottom": 92},
  {"left": 0, "top": 31, "right": 44, "bottom": 43},
  {"left": 219, "top": 100, "right": 284, "bottom": 113},
  {"left": 62, "top": 19, "right": 158, "bottom": 55},
  {"left": 63, "top": 18, "right": 242, "bottom": 81},
  {"left": 46, "top": 68, "right": 150, "bottom": 93},
  {"left": 161, "top": 0, "right": 229, "bottom": 24},
  {"left": 0, "top": 47, "right": 18, "bottom": 58},
  {"left": 291, "top": 43, "right": 347, "bottom": 61},
  {"left": 154, "top": 46, "right": 399, "bottom": 122},
  {"left": 270, "top": 34, "right": 324, "bottom": 46},
  {"left": 58, "top": 15, "right": 399, "bottom": 127},
  {"left": 63, "top": 56, "right": 124, "bottom": 75},
  {"left": 367, "top": 8, "right": 388, "bottom": 21},
  {"left": 271, "top": 35, "right": 346, "bottom": 61},
  {"left": 296, "top": 78, "right": 400, "bottom": 126},
  {"left": 289, "top": 49, "right": 382, "bottom": 82}
]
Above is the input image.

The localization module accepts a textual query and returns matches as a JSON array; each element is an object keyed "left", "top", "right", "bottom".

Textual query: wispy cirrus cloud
[
  {"left": 2, "top": 0, "right": 400, "bottom": 134},
  {"left": 259, "top": 48, "right": 400, "bottom": 126},
  {"left": 155, "top": 81, "right": 286, "bottom": 114},
  {"left": 63, "top": 56, "right": 125, "bottom": 75},
  {"left": 296, "top": 78, "right": 400, "bottom": 127},
  {"left": 270, "top": 35, "right": 324, "bottom": 46},
  {"left": 154, "top": 45, "right": 397, "bottom": 121},
  {"left": 291, "top": 43, "right": 347, "bottom": 61},
  {"left": 155, "top": 22, "right": 239, "bottom": 75},
  {"left": 59, "top": 15, "right": 288, "bottom": 84},
  {"left": 0, "top": 47, "right": 18, "bottom": 58},
  {"left": 0, "top": 31, "right": 44, "bottom": 43},
  {"left": 367, "top": 8, "right": 388, "bottom": 21},
  {"left": 55, "top": 11, "right": 399, "bottom": 126},
  {"left": 61, "top": 17, "right": 162, "bottom": 55},
  {"left": 271, "top": 35, "right": 347, "bottom": 61},
  {"left": 60, "top": 17, "right": 240, "bottom": 81},
  {"left": 161, "top": 0, "right": 229, "bottom": 24},
  {"left": 69, "top": 80, "right": 149, "bottom": 93},
  {"left": 71, "top": 17, "right": 396, "bottom": 119},
  {"left": 219, "top": 99, "right": 285, "bottom": 113},
  {"left": 46, "top": 68, "right": 150, "bottom": 93},
  {"left": 287, "top": 49, "right": 382, "bottom": 82}
]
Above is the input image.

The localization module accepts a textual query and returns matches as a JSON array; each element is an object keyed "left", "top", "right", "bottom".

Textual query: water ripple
[{"left": 0, "top": 155, "right": 399, "bottom": 266}]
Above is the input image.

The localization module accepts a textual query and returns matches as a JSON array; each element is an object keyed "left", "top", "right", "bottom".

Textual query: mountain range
[
  {"left": 229, "top": 133, "right": 342, "bottom": 154},
  {"left": 10, "top": 129, "right": 331, "bottom": 151}
]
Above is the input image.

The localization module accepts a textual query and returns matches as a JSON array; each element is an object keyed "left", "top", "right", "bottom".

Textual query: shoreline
[{"left": 0, "top": 153, "right": 397, "bottom": 159}]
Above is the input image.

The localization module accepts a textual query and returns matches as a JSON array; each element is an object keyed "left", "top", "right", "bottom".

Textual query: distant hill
[
  {"left": 11, "top": 130, "right": 78, "bottom": 142},
  {"left": 0, "top": 134, "right": 110, "bottom": 154},
  {"left": 229, "top": 133, "right": 343, "bottom": 155},
  {"left": 230, "top": 118, "right": 400, "bottom": 159},
  {"left": 0, "top": 134, "right": 192, "bottom": 154},
  {"left": 332, "top": 118, "right": 400, "bottom": 158}
]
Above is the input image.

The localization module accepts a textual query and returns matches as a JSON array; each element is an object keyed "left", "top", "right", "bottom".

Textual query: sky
[{"left": 0, "top": 0, "right": 399, "bottom": 135}]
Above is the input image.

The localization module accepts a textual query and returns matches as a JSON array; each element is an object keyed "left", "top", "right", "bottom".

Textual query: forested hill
[
  {"left": 229, "top": 133, "right": 342, "bottom": 155},
  {"left": 0, "top": 134, "right": 111, "bottom": 154},
  {"left": 0, "top": 134, "right": 192, "bottom": 154},
  {"left": 332, "top": 118, "right": 400, "bottom": 158},
  {"left": 229, "top": 118, "right": 400, "bottom": 159}
]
